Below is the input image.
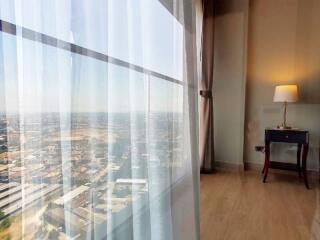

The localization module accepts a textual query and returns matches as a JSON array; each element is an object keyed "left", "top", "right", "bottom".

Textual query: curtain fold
[
  {"left": 200, "top": 0, "right": 215, "bottom": 173},
  {"left": 0, "top": 1, "right": 200, "bottom": 239}
]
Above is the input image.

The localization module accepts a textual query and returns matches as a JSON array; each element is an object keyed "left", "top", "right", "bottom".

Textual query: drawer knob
[{"left": 286, "top": 135, "right": 289, "bottom": 138}]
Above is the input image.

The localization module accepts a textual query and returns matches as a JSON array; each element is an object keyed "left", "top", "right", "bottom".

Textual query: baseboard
[
  {"left": 213, "top": 161, "right": 319, "bottom": 179},
  {"left": 244, "top": 162, "right": 263, "bottom": 171},
  {"left": 214, "top": 161, "right": 244, "bottom": 172},
  {"left": 245, "top": 162, "right": 319, "bottom": 178}
]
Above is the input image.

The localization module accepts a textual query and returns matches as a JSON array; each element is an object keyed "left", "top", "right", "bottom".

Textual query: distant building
[
  {"left": 54, "top": 185, "right": 89, "bottom": 206},
  {"left": 44, "top": 207, "right": 88, "bottom": 238},
  {"left": 115, "top": 179, "right": 148, "bottom": 192}
]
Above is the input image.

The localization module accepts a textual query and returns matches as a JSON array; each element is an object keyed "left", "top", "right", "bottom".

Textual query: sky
[{"left": 0, "top": 0, "right": 185, "bottom": 113}]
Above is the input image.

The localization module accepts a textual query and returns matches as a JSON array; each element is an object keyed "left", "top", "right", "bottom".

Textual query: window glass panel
[
  {"left": 0, "top": 28, "right": 186, "bottom": 238},
  {"left": 0, "top": 0, "right": 183, "bottom": 80},
  {"left": 149, "top": 76, "right": 186, "bottom": 183}
]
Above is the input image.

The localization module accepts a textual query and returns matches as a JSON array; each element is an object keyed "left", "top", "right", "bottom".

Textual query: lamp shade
[{"left": 273, "top": 85, "right": 299, "bottom": 103}]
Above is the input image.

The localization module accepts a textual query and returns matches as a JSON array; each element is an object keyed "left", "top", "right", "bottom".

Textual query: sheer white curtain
[{"left": 0, "top": 1, "right": 199, "bottom": 239}]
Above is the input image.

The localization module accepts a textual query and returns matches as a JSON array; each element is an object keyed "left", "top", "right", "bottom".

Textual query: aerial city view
[{"left": 0, "top": 112, "right": 183, "bottom": 239}]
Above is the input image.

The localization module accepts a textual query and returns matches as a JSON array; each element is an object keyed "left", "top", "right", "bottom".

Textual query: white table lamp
[{"left": 273, "top": 85, "right": 299, "bottom": 129}]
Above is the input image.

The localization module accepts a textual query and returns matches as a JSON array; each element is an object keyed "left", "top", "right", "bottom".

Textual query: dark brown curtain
[{"left": 200, "top": 0, "right": 215, "bottom": 173}]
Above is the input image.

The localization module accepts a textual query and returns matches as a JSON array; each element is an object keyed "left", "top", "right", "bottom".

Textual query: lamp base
[
  {"left": 277, "top": 125, "right": 292, "bottom": 130},
  {"left": 279, "top": 102, "right": 292, "bottom": 130}
]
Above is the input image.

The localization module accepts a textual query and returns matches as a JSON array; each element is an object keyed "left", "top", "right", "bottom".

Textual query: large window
[{"left": 0, "top": 1, "right": 198, "bottom": 239}]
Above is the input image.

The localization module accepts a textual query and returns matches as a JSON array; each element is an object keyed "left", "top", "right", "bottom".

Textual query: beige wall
[
  {"left": 213, "top": 0, "right": 249, "bottom": 167},
  {"left": 213, "top": 0, "right": 320, "bottom": 170},
  {"left": 245, "top": 0, "right": 320, "bottom": 170}
]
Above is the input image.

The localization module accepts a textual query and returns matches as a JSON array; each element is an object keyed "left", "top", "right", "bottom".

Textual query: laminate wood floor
[{"left": 200, "top": 170, "right": 320, "bottom": 240}]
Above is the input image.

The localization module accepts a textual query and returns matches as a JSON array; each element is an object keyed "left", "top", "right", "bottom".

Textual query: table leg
[
  {"left": 302, "top": 144, "right": 310, "bottom": 189},
  {"left": 263, "top": 143, "right": 270, "bottom": 183},
  {"left": 297, "top": 144, "right": 302, "bottom": 178}
]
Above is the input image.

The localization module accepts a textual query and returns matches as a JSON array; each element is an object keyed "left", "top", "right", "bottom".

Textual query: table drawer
[{"left": 265, "top": 130, "right": 308, "bottom": 144}]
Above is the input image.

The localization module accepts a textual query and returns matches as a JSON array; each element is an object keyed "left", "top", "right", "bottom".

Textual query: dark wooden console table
[{"left": 263, "top": 129, "right": 310, "bottom": 189}]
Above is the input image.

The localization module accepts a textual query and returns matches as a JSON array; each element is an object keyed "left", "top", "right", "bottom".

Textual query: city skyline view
[{"left": 0, "top": 110, "right": 187, "bottom": 239}]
